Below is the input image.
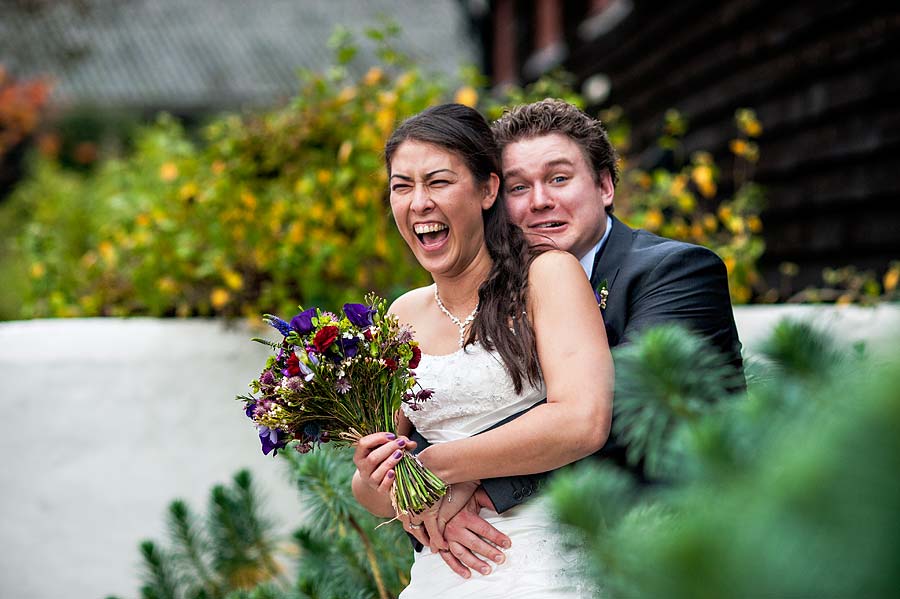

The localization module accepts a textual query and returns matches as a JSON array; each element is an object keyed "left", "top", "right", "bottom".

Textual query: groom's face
[{"left": 502, "top": 133, "right": 614, "bottom": 261}]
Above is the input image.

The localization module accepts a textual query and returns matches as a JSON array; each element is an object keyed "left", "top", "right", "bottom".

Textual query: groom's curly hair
[{"left": 385, "top": 103, "right": 543, "bottom": 393}]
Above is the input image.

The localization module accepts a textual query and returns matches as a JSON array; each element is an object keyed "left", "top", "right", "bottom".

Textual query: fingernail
[
  {"left": 386, "top": 433, "right": 396, "bottom": 440},
  {"left": 393, "top": 450, "right": 402, "bottom": 459},
  {"left": 397, "top": 439, "right": 406, "bottom": 447},
  {"left": 462, "top": 571, "right": 470, "bottom": 579},
  {"left": 502, "top": 540, "right": 511, "bottom": 548},
  {"left": 480, "top": 566, "right": 490, "bottom": 575},
  {"left": 387, "top": 470, "right": 395, "bottom": 479},
  {"left": 494, "top": 554, "right": 505, "bottom": 564}
]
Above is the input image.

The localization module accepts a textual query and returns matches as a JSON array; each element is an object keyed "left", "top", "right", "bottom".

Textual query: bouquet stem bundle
[{"left": 238, "top": 294, "right": 446, "bottom": 515}]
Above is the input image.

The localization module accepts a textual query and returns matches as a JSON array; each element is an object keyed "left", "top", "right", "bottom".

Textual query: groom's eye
[
  {"left": 508, "top": 184, "right": 527, "bottom": 193},
  {"left": 550, "top": 175, "right": 568, "bottom": 184}
]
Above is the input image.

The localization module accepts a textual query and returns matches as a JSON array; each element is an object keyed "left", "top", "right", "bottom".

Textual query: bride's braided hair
[{"left": 385, "top": 103, "right": 543, "bottom": 393}]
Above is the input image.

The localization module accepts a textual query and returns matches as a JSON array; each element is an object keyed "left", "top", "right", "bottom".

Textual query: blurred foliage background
[{"left": 9, "top": 25, "right": 892, "bottom": 322}]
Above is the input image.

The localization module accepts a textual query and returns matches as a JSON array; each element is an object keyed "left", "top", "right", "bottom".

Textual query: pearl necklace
[{"left": 433, "top": 286, "right": 479, "bottom": 348}]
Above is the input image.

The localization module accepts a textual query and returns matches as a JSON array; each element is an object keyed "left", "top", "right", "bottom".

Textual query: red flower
[
  {"left": 285, "top": 352, "right": 301, "bottom": 376},
  {"left": 383, "top": 358, "right": 398, "bottom": 372},
  {"left": 409, "top": 345, "right": 421, "bottom": 369},
  {"left": 313, "top": 326, "right": 339, "bottom": 352},
  {"left": 363, "top": 327, "right": 374, "bottom": 341}
]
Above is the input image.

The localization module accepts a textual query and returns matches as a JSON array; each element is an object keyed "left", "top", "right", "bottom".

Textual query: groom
[{"left": 414, "top": 99, "right": 744, "bottom": 576}]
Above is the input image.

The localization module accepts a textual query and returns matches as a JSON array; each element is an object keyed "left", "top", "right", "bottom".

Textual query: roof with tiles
[{"left": 0, "top": 0, "right": 478, "bottom": 111}]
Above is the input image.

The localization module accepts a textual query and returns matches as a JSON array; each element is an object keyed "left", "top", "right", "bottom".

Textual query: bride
[{"left": 351, "top": 103, "right": 613, "bottom": 597}]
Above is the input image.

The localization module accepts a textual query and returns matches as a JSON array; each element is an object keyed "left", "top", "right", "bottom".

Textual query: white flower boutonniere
[{"left": 595, "top": 279, "right": 609, "bottom": 311}]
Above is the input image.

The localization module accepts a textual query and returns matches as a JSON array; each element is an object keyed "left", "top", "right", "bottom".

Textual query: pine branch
[
  {"left": 611, "top": 324, "right": 741, "bottom": 478},
  {"left": 139, "top": 540, "right": 180, "bottom": 599},
  {"left": 167, "top": 499, "right": 220, "bottom": 599},
  {"left": 759, "top": 318, "right": 842, "bottom": 380}
]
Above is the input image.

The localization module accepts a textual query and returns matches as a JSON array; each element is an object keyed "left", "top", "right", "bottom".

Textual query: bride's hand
[{"left": 352, "top": 432, "right": 417, "bottom": 494}]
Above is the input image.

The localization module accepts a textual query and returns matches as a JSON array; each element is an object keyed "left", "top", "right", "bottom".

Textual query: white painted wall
[
  {"left": 0, "top": 319, "right": 304, "bottom": 599},
  {"left": 1, "top": 306, "right": 897, "bottom": 598}
]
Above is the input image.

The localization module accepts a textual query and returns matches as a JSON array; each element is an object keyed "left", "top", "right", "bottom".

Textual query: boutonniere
[{"left": 594, "top": 279, "right": 608, "bottom": 311}]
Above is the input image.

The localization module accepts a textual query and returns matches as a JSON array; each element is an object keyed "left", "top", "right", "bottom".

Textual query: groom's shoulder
[{"left": 627, "top": 227, "right": 722, "bottom": 267}]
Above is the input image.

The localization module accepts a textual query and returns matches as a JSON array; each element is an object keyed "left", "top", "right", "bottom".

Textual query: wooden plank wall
[{"left": 560, "top": 0, "right": 900, "bottom": 288}]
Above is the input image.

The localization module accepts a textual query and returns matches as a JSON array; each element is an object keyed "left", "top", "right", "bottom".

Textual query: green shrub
[
  {"left": 1, "top": 28, "right": 766, "bottom": 320},
  {"left": 549, "top": 321, "right": 900, "bottom": 597}
]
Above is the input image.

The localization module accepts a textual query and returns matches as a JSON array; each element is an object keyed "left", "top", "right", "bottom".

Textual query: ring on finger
[{"left": 408, "top": 522, "right": 422, "bottom": 529}]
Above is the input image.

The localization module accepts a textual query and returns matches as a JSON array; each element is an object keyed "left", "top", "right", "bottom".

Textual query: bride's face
[{"left": 389, "top": 140, "right": 498, "bottom": 278}]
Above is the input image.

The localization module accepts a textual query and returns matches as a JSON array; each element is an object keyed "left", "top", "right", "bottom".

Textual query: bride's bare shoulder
[{"left": 388, "top": 285, "right": 434, "bottom": 324}]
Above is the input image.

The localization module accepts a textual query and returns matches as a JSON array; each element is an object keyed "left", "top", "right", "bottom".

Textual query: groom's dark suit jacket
[{"left": 410, "top": 215, "right": 744, "bottom": 514}]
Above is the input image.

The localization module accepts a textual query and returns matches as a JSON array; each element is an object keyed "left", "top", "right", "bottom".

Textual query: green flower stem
[{"left": 392, "top": 453, "right": 447, "bottom": 515}]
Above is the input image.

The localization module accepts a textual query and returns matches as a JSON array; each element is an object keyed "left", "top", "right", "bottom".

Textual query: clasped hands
[{"left": 353, "top": 432, "right": 511, "bottom": 578}]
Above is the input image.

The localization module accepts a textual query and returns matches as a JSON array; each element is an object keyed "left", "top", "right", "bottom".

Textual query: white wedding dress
[{"left": 399, "top": 343, "right": 593, "bottom": 598}]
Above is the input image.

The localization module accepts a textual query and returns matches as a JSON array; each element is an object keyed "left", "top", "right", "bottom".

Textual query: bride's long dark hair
[{"left": 384, "top": 103, "right": 543, "bottom": 393}]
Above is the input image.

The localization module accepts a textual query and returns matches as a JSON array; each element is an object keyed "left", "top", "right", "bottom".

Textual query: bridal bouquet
[{"left": 238, "top": 293, "right": 447, "bottom": 515}]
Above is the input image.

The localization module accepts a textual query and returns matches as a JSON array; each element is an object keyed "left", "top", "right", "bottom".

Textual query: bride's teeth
[
  {"left": 414, "top": 223, "right": 448, "bottom": 234},
  {"left": 535, "top": 222, "right": 562, "bottom": 229}
]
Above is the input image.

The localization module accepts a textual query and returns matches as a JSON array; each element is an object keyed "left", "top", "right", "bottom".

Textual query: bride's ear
[{"left": 480, "top": 173, "right": 500, "bottom": 211}]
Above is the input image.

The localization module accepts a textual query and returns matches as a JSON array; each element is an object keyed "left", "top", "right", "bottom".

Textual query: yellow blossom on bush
[
  {"left": 240, "top": 191, "right": 257, "bottom": 210},
  {"left": 210, "top": 288, "right": 230, "bottom": 310},
  {"left": 454, "top": 86, "right": 479, "bottom": 108},
  {"left": 30, "top": 262, "right": 45, "bottom": 278},
  {"left": 644, "top": 208, "right": 664, "bottom": 231},
  {"left": 884, "top": 265, "right": 899, "bottom": 292},
  {"left": 223, "top": 269, "right": 244, "bottom": 291},
  {"left": 179, "top": 182, "right": 198, "bottom": 201},
  {"left": 337, "top": 86, "right": 357, "bottom": 104},
  {"left": 375, "top": 107, "right": 396, "bottom": 135},
  {"left": 748, "top": 215, "right": 763, "bottom": 233},
  {"left": 316, "top": 170, "right": 332, "bottom": 186},
  {"left": 337, "top": 140, "right": 353, "bottom": 164},
  {"left": 363, "top": 67, "right": 383, "bottom": 86},
  {"left": 98, "top": 241, "right": 117, "bottom": 265},
  {"left": 692, "top": 165, "right": 716, "bottom": 198},
  {"left": 736, "top": 108, "right": 763, "bottom": 137},
  {"left": 677, "top": 193, "right": 696, "bottom": 213},
  {"left": 159, "top": 162, "right": 179, "bottom": 181},
  {"left": 158, "top": 277, "right": 178, "bottom": 294},
  {"left": 730, "top": 139, "right": 749, "bottom": 157}
]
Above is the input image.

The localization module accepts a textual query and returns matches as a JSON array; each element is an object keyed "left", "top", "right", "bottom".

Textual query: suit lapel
[{"left": 590, "top": 215, "right": 631, "bottom": 293}]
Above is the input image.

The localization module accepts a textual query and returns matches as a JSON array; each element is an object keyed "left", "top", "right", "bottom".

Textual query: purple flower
[
  {"left": 259, "top": 370, "right": 276, "bottom": 387},
  {"left": 264, "top": 315, "right": 292, "bottom": 337},
  {"left": 258, "top": 425, "right": 288, "bottom": 456},
  {"left": 338, "top": 335, "right": 359, "bottom": 358},
  {"left": 290, "top": 308, "right": 317, "bottom": 335},
  {"left": 283, "top": 376, "right": 305, "bottom": 392},
  {"left": 244, "top": 402, "right": 256, "bottom": 419},
  {"left": 397, "top": 326, "right": 413, "bottom": 344},
  {"left": 344, "top": 303, "right": 376, "bottom": 328},
  {"left": 335, "top": 376, "right": 352, "bottom": 394}
]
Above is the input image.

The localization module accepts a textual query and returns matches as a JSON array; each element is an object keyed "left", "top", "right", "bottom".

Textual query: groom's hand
[{"left": 439, "top": 488, "right": 509, "bottom": 578}]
